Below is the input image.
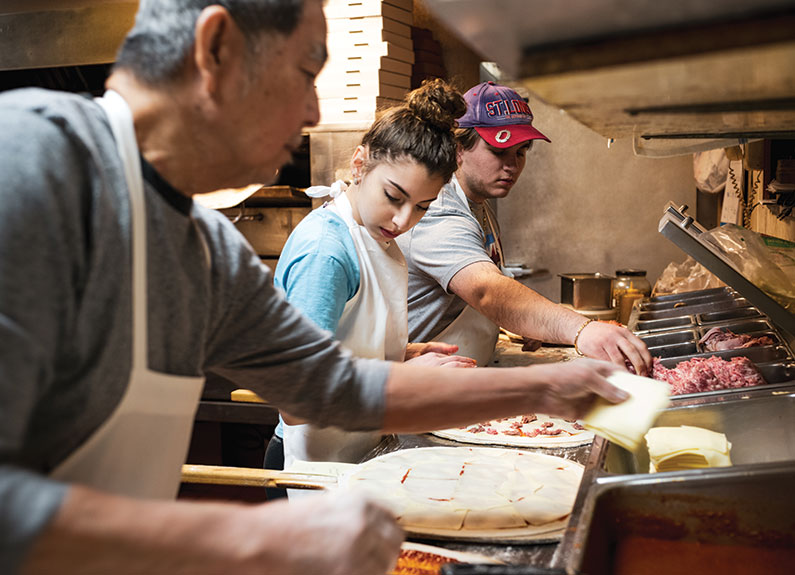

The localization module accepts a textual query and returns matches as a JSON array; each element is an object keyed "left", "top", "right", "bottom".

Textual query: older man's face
[{"left": 226, "top": 0, "right": 327, "bottom": 185}]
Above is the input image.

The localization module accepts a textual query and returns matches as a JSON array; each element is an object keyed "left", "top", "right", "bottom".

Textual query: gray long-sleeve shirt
[{"left": 0, "top": 88, "right": 389, "bottom": 573}]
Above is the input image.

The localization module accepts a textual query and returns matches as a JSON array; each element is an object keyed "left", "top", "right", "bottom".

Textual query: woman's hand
[
  {"left": 404, "top": 341, "right": 459, "bottom": 360},
  {"left": 404, "top": 352, "right": 477, "bottom": 368}
]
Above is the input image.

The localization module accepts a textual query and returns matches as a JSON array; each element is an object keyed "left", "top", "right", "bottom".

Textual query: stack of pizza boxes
[{"left": 317, "top": 0, "right": 414, "bottom": 126}]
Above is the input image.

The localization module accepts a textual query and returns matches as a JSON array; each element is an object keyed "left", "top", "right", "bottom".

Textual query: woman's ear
[{"left": 350, "top": 145, "right": 367, "bottom": 184}]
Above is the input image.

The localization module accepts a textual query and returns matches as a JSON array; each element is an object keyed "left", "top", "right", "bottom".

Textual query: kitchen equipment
[
  {"left": 657, "top": 203, "right": 795, "bottom": 338},
  {"left": 563, "top": 461, "right": 795, "bottom": 574},
  {"left": 559, "top": 273, "right": 614, "bottom": 310}
]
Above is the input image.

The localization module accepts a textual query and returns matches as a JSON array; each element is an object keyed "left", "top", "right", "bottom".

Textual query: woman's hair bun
[{"left": 405, "top": 78, "right": 467, "bottom": 132}]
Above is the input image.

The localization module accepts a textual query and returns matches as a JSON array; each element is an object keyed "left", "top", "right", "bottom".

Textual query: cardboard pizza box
[
  {"left": 325, "top": 0, "right": 413, "bottom": 15},
  {"left": 324, "top": 0, "right": 413, "bottom": 25},
  {"left": 326, "top": 15, "right": 411, "bottom": 38},
  {"left": 319, "top": 96, "right": 403, "bottom": 124},
  {"left": 317, "top": 81, "right": 408, "bottom": 101},
  {"left": 324, "top": 55, "right": 413, "bottom": 77},
  {"left": 329, "top": 40, "right": 414, "bottom": 64},
  {"left": 328, "top": 27, "right": 413, "bottom": 51},
  {"left": 316, "top": 68, "right": 411, "bottom": 92}
]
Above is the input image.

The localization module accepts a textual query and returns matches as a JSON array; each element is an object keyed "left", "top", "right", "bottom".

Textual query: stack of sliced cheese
[
  {"left": 645, "top": 425, "right": 732, "bottom": 472},
  {"left": 583, "top": 371, "right": 671, "bottom": 452}
]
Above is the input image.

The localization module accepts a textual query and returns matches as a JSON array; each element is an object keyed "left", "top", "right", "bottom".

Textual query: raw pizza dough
[
  {"left": 344, "top": 446, "right": 584, "bottom": 541},
  {"left": 430, "top": 414, "right": 594, "bottom": 448}
]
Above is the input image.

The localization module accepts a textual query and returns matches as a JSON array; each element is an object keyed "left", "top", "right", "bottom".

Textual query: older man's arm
[
  {"left": 448, "top": 261, "right": 652, "bottom": 375},
  {"left": 21, "top": 485, "right": 402, "bottom": 575}
]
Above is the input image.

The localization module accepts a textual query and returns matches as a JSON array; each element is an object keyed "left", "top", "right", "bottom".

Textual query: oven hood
[
  {"left": 423, "top": 0, "right": 795, "bottom": 144},
  {"left": 0, "top": 1, "right": 137, "bottom": 71}
]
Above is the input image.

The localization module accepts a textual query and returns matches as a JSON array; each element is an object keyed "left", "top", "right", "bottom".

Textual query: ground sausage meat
[{"left": 651, "top": 355, "right": 767, "bottom": 395}]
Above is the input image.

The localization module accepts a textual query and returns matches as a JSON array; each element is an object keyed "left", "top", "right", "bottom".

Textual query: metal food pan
[
  {"left": 634, "top": 315, "right": 694, "bottom": 332},
  {"left": 602, "top": 387, "right": 795, "bottom": 475},
  {"left": 648, "top": 287, "right": 734, "bottom": 303},
  {"left": 640, "top": 329, "right": 697, "bottom": 349},
  {"left": 641, "top": 292, "right": 738, "bottom": 312},
  {"left": 699, "top": 329, "right": 782, "bottom": 350},
  {"left": 563, "top": 462, "right": 795, "bottom": 575},
  {"left": 648, "top": 342, "right": 699, "bottom": 359},
  {"left": 658, "top": 345, "right": 792, "bottom": 369},
  {"left": 637, "top": 298, "right": 750, "bottom": 320},
  {"left": 698, "top": 306, "right": 765, "bottom": 324},
  {"left": 696, "top": 318, "right": 773, "bottom": 337}
]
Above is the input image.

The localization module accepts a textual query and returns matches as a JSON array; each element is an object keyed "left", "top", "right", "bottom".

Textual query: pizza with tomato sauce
[{"left": 430, "top": 413, "right": 594, "bottom": 448}]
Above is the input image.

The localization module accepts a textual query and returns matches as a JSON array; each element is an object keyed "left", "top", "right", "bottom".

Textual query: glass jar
[{"left": 612, "top": 269, "right": 652, "bottom": 325}]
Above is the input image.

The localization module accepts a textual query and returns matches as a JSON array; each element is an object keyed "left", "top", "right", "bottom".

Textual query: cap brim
[{"left": 475, "top": 125, "right": 550, "bottom": 148}]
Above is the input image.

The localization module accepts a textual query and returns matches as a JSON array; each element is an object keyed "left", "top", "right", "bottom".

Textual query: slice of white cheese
[
  {"left": 583, "top": 371, "right": 671, "bottom": 451},
  {"left": 645, "top": 425, "right": 732, "bottom": 472}
]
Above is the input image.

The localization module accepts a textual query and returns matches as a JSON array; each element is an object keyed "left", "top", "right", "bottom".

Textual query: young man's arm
[{"left": 448, "top": 261, "right": 652, "bottom": 375}]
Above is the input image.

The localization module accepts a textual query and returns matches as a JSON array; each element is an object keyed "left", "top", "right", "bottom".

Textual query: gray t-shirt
[
  {"left": 396, "top": 177, "right": 494, "bottom": 342},
  {"left": 0, "top": 88, "right": 389, "bottom": 574}
]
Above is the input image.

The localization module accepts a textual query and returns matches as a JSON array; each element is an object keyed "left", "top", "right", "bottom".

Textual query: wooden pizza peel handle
[{"left": 181, "top": 464, "right": 338, "bottom": 490}]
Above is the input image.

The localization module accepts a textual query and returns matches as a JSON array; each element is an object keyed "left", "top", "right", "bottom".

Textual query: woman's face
[{"left": 349, "top": 151, "right": 445, "bottom": 243}]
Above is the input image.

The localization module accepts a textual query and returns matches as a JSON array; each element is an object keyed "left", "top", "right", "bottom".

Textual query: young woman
[{"left": 265, "top": 80, "right": 474, "bottom": 496}]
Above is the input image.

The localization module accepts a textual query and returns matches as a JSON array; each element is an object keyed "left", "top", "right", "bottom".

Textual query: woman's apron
[
  {"left": 282, "top": 189, "right": 408, "bottom": 473},
  {"left": 431, "top": 179, "right": 512, "bottom": 367},
  {"left": 50, "top": 90, "right": 205, "bottom": 500}
]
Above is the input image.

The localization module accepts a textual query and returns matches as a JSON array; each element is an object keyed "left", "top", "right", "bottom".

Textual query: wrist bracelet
[{"left": 573, "top": 319, "right": 594, "bottom": 356}]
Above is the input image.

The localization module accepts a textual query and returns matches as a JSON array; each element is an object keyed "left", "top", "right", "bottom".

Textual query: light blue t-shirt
[{"left": 273, "top": 206, "right": 360, "bottom": 436}]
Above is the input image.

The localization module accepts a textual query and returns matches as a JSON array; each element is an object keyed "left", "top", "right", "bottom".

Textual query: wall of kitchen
[{"left": 497, "top": 95, "right": 696, "bottom": 303}]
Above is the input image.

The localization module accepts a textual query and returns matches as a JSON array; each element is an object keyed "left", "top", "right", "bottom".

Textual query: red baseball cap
[{"left": 458, "top": 81, "right": 550, "bottom": 148}]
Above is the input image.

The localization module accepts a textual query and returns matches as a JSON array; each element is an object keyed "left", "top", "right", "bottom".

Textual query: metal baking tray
[
  {"left": 658, "top": 203, "right": 795, "bottom": 338},
  {"left": 601, "top": 387, "right": 795, "bottom": 475},
  {"left": 559, "top": 461, "right": 795, "bottom": 574}
]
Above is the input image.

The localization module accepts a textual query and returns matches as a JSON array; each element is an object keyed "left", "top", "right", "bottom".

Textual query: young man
[
  {"left": 397, "top": 82, "right": 653, "bottom": 374},
  {"left": 0, "top": 5, "right": 628, "bottom": 574}
]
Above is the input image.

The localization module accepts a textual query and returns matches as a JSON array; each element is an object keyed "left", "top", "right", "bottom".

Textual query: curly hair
[{"left": 361, "top": 78, "right": 466, "bottom": 183}]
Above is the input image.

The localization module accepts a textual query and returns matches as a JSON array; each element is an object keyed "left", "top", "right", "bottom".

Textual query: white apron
[
  {"left": 50, "top": 90, "right": 205, "bottom": 500},
  {"left": 283, "top": 188, "right": 408, "bottom": 472},
  {"left": 432, "top": 180, "right": 511, "bottom": 367}
]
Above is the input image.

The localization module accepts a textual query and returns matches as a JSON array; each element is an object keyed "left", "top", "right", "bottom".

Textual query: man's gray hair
[{"left": 115, "top": 0, "right": 305, "bottom": 84}]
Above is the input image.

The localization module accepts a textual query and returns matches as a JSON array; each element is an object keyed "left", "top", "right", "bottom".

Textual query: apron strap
[{"left": 95, "top": 90, "right": 148, "bottom": 371}]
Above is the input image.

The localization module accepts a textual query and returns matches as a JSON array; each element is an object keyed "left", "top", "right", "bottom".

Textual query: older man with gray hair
[{"left": 0, "top": 2, "right": 628, "bottom": 574}]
